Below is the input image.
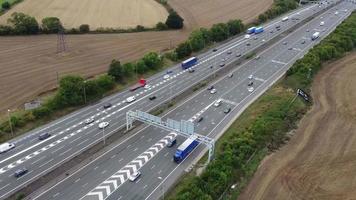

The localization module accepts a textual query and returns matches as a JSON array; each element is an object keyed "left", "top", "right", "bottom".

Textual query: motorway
[
  {"left": 23, "top": 1, "right": 356, "bottom": 200},
  {"left": 0, "top": 1, "right": 331, "bottom": 199}
]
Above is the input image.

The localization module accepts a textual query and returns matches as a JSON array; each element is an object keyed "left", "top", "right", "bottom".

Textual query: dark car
[
  {"left": 212, "top": 48, "right": 218, "bottom": 52},
  {"left": 38, "top": 132, "right": 51, "bottom": 140},
  {"left": 246, "top": 43, "right": 251, "bottom": 46},
  {"left": 197, "top": 117, "right": 204, "bottom": 122},
  {"left": 283, "top": 41, "right": 288, "bottom": 45},
  {"left": 288, "top": 47, "right": 293, "bottom": 50},
  {"left": 224, "top": 108, "right": 231, "bottom": 114},
  {"left": 219, "top": 63, "right": 225, "bottom": 67},
  {"left": 227, "top": 50, "right": 232, "bottom": 55},
  {"left": 301, "top": 40, "right": 306, "bottom": 44},
  {"left": 149, "top": 96, "right": 156, "bottom": 100},
  {"left": 248, "top": 81, "right": 254, "bottom": 86},
  {"left": 103, "top": 103, "right": 112, "bottom": 109},
  {"left": 236, "top": 53, "right": 241, "bottom": 57},
  {"left": 188, "top": 68, "right": 195, "bottom": 73},
  {"left": 275, "top": 25, "right": 281, "bottom": 29},
  {"left": 14, "top": 168, "right": 28, "bottom": 178},
  {"left": 207, "top": 85, "right": 214, "bottom": 90},
  {"left": 167, "top": 138, "right": 177, "bottom": 147}
]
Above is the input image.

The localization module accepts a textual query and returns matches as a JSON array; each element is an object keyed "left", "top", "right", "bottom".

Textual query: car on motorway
[
  {"left": 38, "top": 132, "right": 51, "bottom": 140},
  {"left": 188, "top": 68, "right": 195, "bottom": 73},
  {"left": 275, "top": 25, "right": 280, "bottom": 29},
  {"left": 227, "top": 50, "right": 232, "bottom": 55},
  {"left": 214, "top": 99, "right": 222, "bottom": 107},
  {"left": 270, "top": 30, "right": 274, "bottom": 33},
  {"left": 103, "top": 103, "right": 112, "bottom": 109},
  {"left": 210, "top": 89, "right": 217, "bottom": 94},
  {"left": 129, "top": 171, "right": 141, "bottom": 182},
  {"left": 224, "top": 107, "right": 231, "bottom": 114},
  {"left": 212, "top": 48, "right": 218, "bottom": 52},
  {"left": 246, "top": 42, "right": 251, "bottom": 46},
  {"left": 236, "top": 53, "right": 241, "bottom": 57},
  {"left": 197, "top": 116, "right": 204, "bottom": 122},
  {"left": 255, "top": 55, "right": 260, "bottom": 60},
  {"left": 149, "top": 96, "right": 156, "bottom": 100},
  {"left": 244, "top": 34, "right": 251, "bottom": 39},
  {"left": 207, "top": 85, "right": 214, "bottom": 90},
  {"left": 219, "top": 63, "right": 225, "bottom": 67},
  {"left": 85, "top": 118, "right": 95, "bottom": 124},
  {"left": 248, "top": 87, "right": 254, "bottom": 92},
  {"left": 306, "top": 29, "right": 310, "bottom": 32},
  {"left": 166, "top": 70, "right": 173, "bottom": 74},
  {"left": 301, "top": 40, "right": 306, "bottom": 44},
  {"left": 283, "top": 41, "right": 288, "bottom": 45},
  {"left": 163, "top": 74, "right": 170, "bottom": 79},
  {"left": 144, "top": 84, "right": 151, "bottom": 89},
  {"left": 248, "top": 81, "right": 254, "bottom": 86},
  {"left": 98, "top": 122, "right": 109, "bottom": 129},
  {"left": 227, "top": 73, "right": 233, "bottom": 78},
  {"left": 262, "top": 39, "right": 266, "bottom": 43},
  {"left": 320, "top": 21, "right": 325, "bottom": 26},
  {"left": 248, "top": 74, "right": 254, "bottom": 80},
  {"left": 167, "top": 137, "right": 177, "bottom": 147},
  {"left": 14, "top": 168, "right": 28, "bottom": 178},
  {"left": 0, "top": 142, "right": 15, "bottom": 153},
  {"left": 126, "top": 96, "right": 136, "bottom": 103},
  {"left": 288, "top": 47, "right": 293, "bottom": 50},
  {"left": 253, "top": 36, "right": 258, "bottom": 40}
]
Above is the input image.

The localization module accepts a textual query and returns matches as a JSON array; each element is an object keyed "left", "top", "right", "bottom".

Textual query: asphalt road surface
[
  {"left": 23, "top": 1, "right": 356, "bottom": 200},
  {"left": 0, "top": 2, "right": 332, "bottom": 199}
]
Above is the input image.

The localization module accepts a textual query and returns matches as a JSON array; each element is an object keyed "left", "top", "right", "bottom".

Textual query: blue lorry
[
  {"left": 173, "top": 135, "right": 199, "bottom": 163},
  {"left": 255, "top": 27, "right": 264, "bottom": 34},
  {"left": 247, "top": 27, "right": 256, "bottom": 34},
  {"left": 181, "top": 57, "right": 198, "bottom": 69}
]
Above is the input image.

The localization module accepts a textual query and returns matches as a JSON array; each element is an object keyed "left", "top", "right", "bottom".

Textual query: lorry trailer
[
  {"left": 246, "top": 27, "right": 256, "bottom": 34},
  {"left": 129, "top": 78, "right": 147, "bottom": 91},
  {"left": 173, "top": 135, "right": 199, "bottom": 163},
  {"left": 254, "top": 27, "right": 264, "bottom": 34},
  {"left": 181, "top": 57, "right": 198, "bottom": 69}
]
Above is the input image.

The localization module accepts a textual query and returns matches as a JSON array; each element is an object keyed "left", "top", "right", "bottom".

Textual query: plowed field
[
  {"left": 0, "top": 0, "right": 272, "bottom": 113},
  {"left": 239, "top": 53, "right": 356, "bottom": 200}
]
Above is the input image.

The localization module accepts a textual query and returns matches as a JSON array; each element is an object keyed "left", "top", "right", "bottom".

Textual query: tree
[
  {"left": 108, "top": 59, "right": 123, "bottom": 81},
  {"left": 0, "top": 25, "right": 13, "bottom": 35},
  {"left": 135, "top": 60, "right": 148, "bottom": 74},
  {"left": 96, "top": 75, "right": 115, "bottom": 91},
  {"left": 227, "top": 19, "right": 244, "bottom": 35},
  {"left": 210, "top": 23, "right": 229, "bottom": 42},
  {"left": 42, "top": 17, "right": 63, "bottom": 33},
  {"left": 175, "top": 42, "right": 192, "bottom": 59},
  {"left": 142, "top": 52, "right": 162, "bottom": 69},
  {"left": 56, "top": 75, "right": 85, "bottom": 106},
  {"left": 7, "top": 12, "right": 39, "bottom": 34},
  {"left": 122, "top": 63, "right": 135, "bottom": 77},
  {"left": 165, "top": 11, "right": 184, "bottom": 29},
  {"left": 135, "top": 25, "right": 145, "bottom": 32},
  {"left": 188, "top": 30, "right": 206, "bottom": 51},
  {"left": 1, "top": 1, "right": 10, "bottom": 10},
  {"left": 79, "top": 24, "right": 90, "bottom": 33}
]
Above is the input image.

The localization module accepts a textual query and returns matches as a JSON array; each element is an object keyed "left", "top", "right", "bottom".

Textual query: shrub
[
  {"left": 79, "top": 24, "right": 90, "bottom": 33},
  {"left": 210, "top": 23, "right": 230, "bottom": 42},
  {"left": 1, "top": 1, "right": 10, "bottom": 10},
  {"left": 42, "top": 17, "right": 63, "bottom": 33},
  {"left": 135, "top": 25, "right": 145, "bottom": 32},
  {"left": 7, "top": 12, "right": 39, "bottom": 34},
  {"left": 0, "top": 25, "right": 13, "bottom": 35},
  {"left": 175, "top": 42, "right": 192, "bottom": 59},
  {"left": 156, "top": 22, "right": 168, "bottom": 30},
  {"left": 32, "top": 106, "right": 51, "bottom": 119},
  {"left": 108, "top": 59, "right": 123, "bottom": 81}
]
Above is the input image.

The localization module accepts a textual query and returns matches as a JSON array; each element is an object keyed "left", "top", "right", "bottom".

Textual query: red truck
[{"left": 130, "top": 78, "right": 147, "bottom": 91}]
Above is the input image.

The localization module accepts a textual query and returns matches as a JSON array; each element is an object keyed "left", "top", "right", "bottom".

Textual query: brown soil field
[
  {"left": 0, "top": 0, "right": 168, "bottom": 29},
  {"left": 0, "top": 0, "right": 272, "bottom": 114},
  {"left": 239, "top": 52, "right": 356, "bottom": 200}
]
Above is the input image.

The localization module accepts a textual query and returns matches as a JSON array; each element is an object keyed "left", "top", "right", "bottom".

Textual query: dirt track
[
  {"left": 0, "top": 0, "right": 272, "bottom": 113},
  {"left": 239, "top": 52, "right": 356, "bottom": 200}
]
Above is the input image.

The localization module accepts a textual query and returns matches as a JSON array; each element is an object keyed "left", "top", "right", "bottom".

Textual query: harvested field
[
  {"left": 239, "top": 52, "right": 356, "bottom": 200},
  {"left": 0, "top": 0, "right": 272, "bottom": 114},
  {"left": 0, "top": 0, "right": 168, "bottom": 29}
]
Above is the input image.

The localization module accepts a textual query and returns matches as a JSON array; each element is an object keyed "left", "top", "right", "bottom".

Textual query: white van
[
  {"left": 282, "top": 16, "right": 289, "bottom": 22},
  {"left": 0, "top": 142, "right": 15, "bottom": 153}
]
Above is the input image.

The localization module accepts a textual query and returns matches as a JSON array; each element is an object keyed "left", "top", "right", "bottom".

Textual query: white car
[
  {"left": 320, "top": 21, "right": 325, "bottom": 26},
  {"left": 248, "top": 75, "right": 254, "bottom": 80},
  {"left": 248, "top": 87, "right": 254, "bottom": 92},
  {"left": 244, "top": 34, "right": 251, "bottom": 39},
  {"left": 0, "top": 142, "right": 15, "bottom": 153},
  {"left": 126, "top": 96, "right": 136, "bottom": 103},
  {"left": 163, "top": 74, "right": 170, "bottom": 79},
  {"left": 144, "top": 84, "right": 151, "bottom": 89},
  {"left": 214, "top": 99, "right": 222, "bottom": 107},
  {"left": 84, "top": 118, "right": 94, "bottom": 124},
  {"left": 210, "top": 89, "right": 217, "bottom": 94},
  {"left": 98, "top": 122, "right": 109, "bottom": 129},
  {"left": 129, "top": 171, "right": 141, "bottom": 182}
]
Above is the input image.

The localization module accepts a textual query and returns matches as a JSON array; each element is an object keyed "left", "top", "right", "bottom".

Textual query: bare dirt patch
[
  {"left": 238, "top": 52, "right": 356, "bottom": 200},
  {"left": 0, "top": 0, "right": 272, "bottom": 114},
  {"left": 0, "top": 0, "right": 168, "bottom": 29}
]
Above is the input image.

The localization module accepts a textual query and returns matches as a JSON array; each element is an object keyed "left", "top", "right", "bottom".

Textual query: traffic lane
[{"left": 34, "top": 126, "right": 169, "bottom": 200}]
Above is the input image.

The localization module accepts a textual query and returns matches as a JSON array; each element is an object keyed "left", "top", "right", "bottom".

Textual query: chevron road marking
[{"left": 81, "top": 132, "right": 177, "bottom": 200}]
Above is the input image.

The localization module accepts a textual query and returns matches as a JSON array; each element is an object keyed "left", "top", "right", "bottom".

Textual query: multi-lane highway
[
  {"left": 0, "top": 2, "right": 333, "bottom": 199},
  {"left": 18, "top": 1, "right": 356, "bottom": 200}
]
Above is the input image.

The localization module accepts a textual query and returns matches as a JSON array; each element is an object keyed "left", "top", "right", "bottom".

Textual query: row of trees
[
  {"left": 170, "top": 8, "right": 356, "bottom": 200},
  {"left": 174, "top": 19, "right": 244, "bottom": 59},
  {"left": 258, "top": 0, "right": 298, "bottom": 23}
]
